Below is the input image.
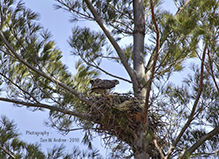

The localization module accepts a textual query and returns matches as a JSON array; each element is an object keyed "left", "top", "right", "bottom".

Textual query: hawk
[{"left": 90, "top": 78, "right": 119, "bottom": 94}]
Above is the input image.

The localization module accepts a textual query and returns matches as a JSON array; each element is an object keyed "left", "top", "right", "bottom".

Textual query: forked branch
[{"left": 83, "top": 0, "right": 139, "bottom": 89}]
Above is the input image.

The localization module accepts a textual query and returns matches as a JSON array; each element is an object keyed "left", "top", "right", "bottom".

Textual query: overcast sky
[{"left": 0, "top": 0, "right": 177, "bottom": 157}]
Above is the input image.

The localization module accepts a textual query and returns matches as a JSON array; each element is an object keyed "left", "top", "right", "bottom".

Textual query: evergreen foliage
[{"left": 0, "top": 115, "right": 103, "bottom": 159}]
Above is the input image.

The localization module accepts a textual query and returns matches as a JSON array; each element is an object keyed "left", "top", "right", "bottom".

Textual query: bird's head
[{"left": 113, "top": 80, "right": 119, "bottom": 85}]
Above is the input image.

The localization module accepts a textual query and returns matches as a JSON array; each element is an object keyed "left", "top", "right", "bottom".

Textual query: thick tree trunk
[
  {"left": 135, "top": 152, "right": 150, "bottom": 159},
  {"left": 133, "top": 0, "right": 147, "bottom": 99},
  {"left": 132, "top": 1, "right": 151, "bottom": 158},
  {"left": 132, "top": 129, "right": 150, "bottom": 159}
]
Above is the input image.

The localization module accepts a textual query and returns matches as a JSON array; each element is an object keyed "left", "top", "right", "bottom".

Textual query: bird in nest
[{"left": 90, "top": 78, "right": 119, "bottom": 94}]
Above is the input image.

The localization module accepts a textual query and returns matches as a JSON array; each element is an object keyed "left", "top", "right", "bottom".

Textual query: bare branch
[
  {"left": 0, "top": 97, "right": 89, "bottom": 120},
  {"left": 143, "top": 0, "right": 160, "bottom": 132},
  {"left": 165, "top": 43, "right": 207, "bottom": 158},
  {"left": 180, "top": 125, "right": 219, "bottom": 159},
  {"left": 0, "top": 31, "right": 93, "bottom": 106},
  {"left": 153, "top": 138, "right": 165, "bottom": 158},
  {"left": 83, "top": 0, "right": 139, "bottom": 89}
]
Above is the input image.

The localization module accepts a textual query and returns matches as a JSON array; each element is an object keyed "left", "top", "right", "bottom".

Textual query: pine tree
[{"left": 0, "top": 0, "right": 219, "bottom": 158}]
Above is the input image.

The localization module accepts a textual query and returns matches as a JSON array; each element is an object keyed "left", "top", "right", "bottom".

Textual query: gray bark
[
  {"left": 132, "top": 131, "right": 150, "bottom": 159},
  {"left": 133, "top": 0, "right": 147, "bottom": 99}
]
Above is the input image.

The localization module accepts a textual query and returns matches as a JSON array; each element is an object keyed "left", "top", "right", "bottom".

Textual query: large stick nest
[{"left": 87, "top": 93, "right": 163, "bottom": 146}]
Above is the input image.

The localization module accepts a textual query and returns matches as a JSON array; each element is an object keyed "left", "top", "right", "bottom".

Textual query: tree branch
[
  {"left": 55, "top": 0, "right": 95, "bottom": 21},
  {"left": 146, "top": 0, "right": 193, "bottom": 75},
  {"left": 0, "top": 31, "right": 93, "bottom": 106},
  {"left": 206, "top": 49, "right": 219, "bottom": 92},
  {"left": 0, "top": 97, "right": 89, "bottom": 120},
  {"left": 83, "top": 0, "right": 139, "bottom": 90},
  {"left": 180, "top": 125, "right": 219, "bottom": 159},
  {"left": 153, "top": 138, "right": 165, "bottom": 158},
  {"left": 165, "top": 43, "right": 207, "bottom": 158},
  {"left": 79, "top": 54, "right": 132, "bottom": 83},
  {"left": 108, "top": 20, "right": 133, "bottom": 35},
  {"left": 176, "top": 0, "right": 192, "bottom": 14},
  {"left": 143, "top": 0, "right": 160, "bottom": 132},
  {"left": 48, "top": 115, "right": 83, "bottom": 133},
  {"left": 0, "top": 72, "right": 40, "bottom": 103},
  {"left": 0, "top": 145, "right": 16, "bottom": 159}
]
